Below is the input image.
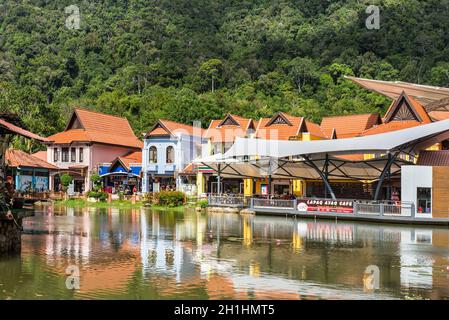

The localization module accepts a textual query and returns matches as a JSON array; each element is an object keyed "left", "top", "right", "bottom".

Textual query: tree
[
  {"left": 282, "top": 57, "right": 319, "bottom": 93},
  {"left": 199, "top": 59, "right": 223, "bottom": 92},
  {"left": 60, "top": 174, "right": 73, "bottom": 199},
  {"left": 90, "top": 173, "right": 102, "bottom": 191}
]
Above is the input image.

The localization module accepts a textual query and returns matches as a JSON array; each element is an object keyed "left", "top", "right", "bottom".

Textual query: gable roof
[
  {"left": 320, "top": 113, "right": 381, "bottom": 139},
  {"left": 204, "top": 114, "right": 254, "bottom": 143},
  {"left": 361, "top": 120, "right": 422, "bottom": 136},
  {"left": 429, "top": 111, "right": 449, "bottom": 121},
  {"left": 6, "top": 149, "right": 57, "bottom": 170},
  {"left": 106, "top": 151, "right": 142, "bottom": 175},
  {"left": 145, "top": 119, "right": 204, "bottom": 139},
  {"left": 0, "top": 118, "right": 49, "bottom": 142},
  {"left": 256, "top": 112, "right": 326, "bottom": 140},
  {"left": 32, "top": 151, "right": 48, "bottom": 162},
  {"left": 383, "top": 92, "right": 431, "bottom": 124},
  {"left": 118, "top": 151, "right": 142, "bottom": 169},
  {"left": 48, "top": 108, "right": 142, "bottom": 148},
  {"left": 417, "top": 150, "right": 449, "bottom": 166}
]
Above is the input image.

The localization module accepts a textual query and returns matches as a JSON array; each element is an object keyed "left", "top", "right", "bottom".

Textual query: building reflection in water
[{"left": 11, "top": 206, "right": 449, "bottom": 299}]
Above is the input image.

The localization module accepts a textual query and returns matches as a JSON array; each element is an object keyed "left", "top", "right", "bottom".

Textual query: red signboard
[{"left": 297, "top": 199, "right": 354, "bottom": 214}]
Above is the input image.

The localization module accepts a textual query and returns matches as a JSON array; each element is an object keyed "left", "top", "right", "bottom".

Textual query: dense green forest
[{"left": 1, "top": 0, "right": 449, "bottom": 151}]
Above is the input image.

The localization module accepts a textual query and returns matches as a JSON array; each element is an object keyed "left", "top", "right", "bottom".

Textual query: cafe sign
[{"left": 297, "top": 199, "right": 354, "bottom": 214}]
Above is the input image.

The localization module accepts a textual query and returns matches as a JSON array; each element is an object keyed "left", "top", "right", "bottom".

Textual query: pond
[{"left": 0, "top": 205, "right": 448, "bottom": 300}]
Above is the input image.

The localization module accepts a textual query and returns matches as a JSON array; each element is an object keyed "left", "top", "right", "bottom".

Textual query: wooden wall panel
[{"left": 432, "top": 167, "right": 449, "bottom": 218}]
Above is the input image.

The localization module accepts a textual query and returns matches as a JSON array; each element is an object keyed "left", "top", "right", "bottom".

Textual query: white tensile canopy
[{"left": 194, "top": 119, "right": 449, "bottom": 199}]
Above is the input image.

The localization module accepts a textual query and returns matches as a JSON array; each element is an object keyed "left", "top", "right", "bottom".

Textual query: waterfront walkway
[{"left": 208, "top": 195, "right": 449, "bottom": 226}]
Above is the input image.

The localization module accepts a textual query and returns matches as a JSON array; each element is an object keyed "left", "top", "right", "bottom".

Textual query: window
[
  {"left": 417, "top": 188, "right": 432, "bottom": 214},
  {"left": 61, "top": 148, "right": 69, "bottom": 162},
  {"left": 79, "top": 148, "right": 84, "bottom": 162},
  {"left": 149, "top": 146, "right": 157, "bottom": 164},
  {"left": 70, "top": 148, "right": 76, "bottom": 162},
  {"left": 53, "top": 148, "right": 59, "bottom": 162},
  {"left": 166, "top": 146, "right": 174, "bottom": 164}
]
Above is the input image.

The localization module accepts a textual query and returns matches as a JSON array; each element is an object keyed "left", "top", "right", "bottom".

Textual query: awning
[
  {"left": 195, "top": 155, "right": 410, "bottom": 181},
  {"left": 193, "top": 118, "right": 449, "bottom": 194},
  {"left": 0, "top": 118, "right": 50, "bottom": 142},
  {"left": 346, "top": 76, "right": 449, "bottom": 106},
  {"left": 221, "top": 119, "right": 449, "bottom": 159}
]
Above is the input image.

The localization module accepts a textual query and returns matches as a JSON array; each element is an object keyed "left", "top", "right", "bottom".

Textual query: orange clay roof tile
[
  {"left": 146, "top": 120, "right": 204, "bottom": 138},
  {"left": 0, "top": 118, "right": 49, "bottom": 142},
  {"left": 429, "top": 111, "right": 449, "bottom": 121},
  {"left": 48, "top": 109, "right": 143, "bottom": 148},
  {"left": 32, "top": 151, "right": 48, "bottom": 162},
  {"left": 320, "top": 113, "right": 381, "bottom": 139},
  {"left": 6, "top": 149, "right": 57, "bottom": 169},
  {"left": 204, "top": 114, "right": 254, "bottom": 143},
  {"left": 361, "top": 120, "right": 422, "bottom": 136},
  {"left": 417, "top": 150, "right": 449, "bottom": 166},
  {"left": 256, "top": 113, "right": 325, "bottom": 140},
  {"left": 117, "top": 151, "right": 142, "bottom": 169}
]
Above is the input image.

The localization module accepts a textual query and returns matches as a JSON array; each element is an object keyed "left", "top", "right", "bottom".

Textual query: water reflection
[{"left": 0, "top": 205, "right": 448, "bottom": 300}]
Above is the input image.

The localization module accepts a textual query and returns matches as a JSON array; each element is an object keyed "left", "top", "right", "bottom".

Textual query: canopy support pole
[
  {"left": 324, "top": 153, "right": 329, "bottom": 199},
  {"left": 303, "top": 155, "right": 336, "bottom": 200},
  {"left": 374, "top": 152, "right": 399, "bottom": 201},
  {"left": 268, "top": 158, "right": 272, "bottom": 197},
  {"left": 217, "top": 164, "right": 221, "bottom": 195}
]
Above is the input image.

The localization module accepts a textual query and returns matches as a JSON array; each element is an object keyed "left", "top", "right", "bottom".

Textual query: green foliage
[
  {"left": 143, "top": 191, "right": 186, "bottom": 207},
  {"left": 60, "top": 174, "right": 73, "bottom": 191},
  {"left": 158, "top": 191, "right": 185, "bottom": 207},
  {"left": 86, "top": 191, "right": 108, "bottom": 202},
  {"left": 198, "top": 199, "right": 209, "bottom": 209},
  {"left": 1, "top": 0, "right": 448, "bottom": 141},
  {"left": 90, "top": 173, "right": 101, "bottom": 186}
]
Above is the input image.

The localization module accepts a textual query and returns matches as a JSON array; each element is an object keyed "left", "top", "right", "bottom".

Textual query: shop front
[
  {"left": 12, "top": 168, "right": 51, "bottom": 192},
  {"left": 207, "top": 176, "right": 244, "bottom": 194},
  {"left": 99, "top": 160, "right": 142, "bottom": 194},
  {"left": 146, "top": 175, "right": 176, "bottom": 192},
  {"left": 51, "top": 167, "right": 87, "bottom": 193}
]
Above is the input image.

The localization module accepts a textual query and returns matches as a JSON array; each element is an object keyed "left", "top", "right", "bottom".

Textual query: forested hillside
[{"left": 1, "top": 0, "right": 449, "bottom": 150}]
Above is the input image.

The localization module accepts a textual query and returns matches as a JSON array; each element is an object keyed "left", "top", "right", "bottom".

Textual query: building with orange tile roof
[
  {"left": 142, "top": 119, "right": 205, "bottom": 194},
  {"left": 197, "top": 113, "right": 327, "bottom": 197},
  {"left": 256, "top": 112, "right": 326, "bottom": 141},
  {"left": 320, "top": 113, "right": 381, "bottom": 139},
  {"left": 98, "top": 151, "right": 143, "bottom": 193},
  {"left": 6, "top": 149, "right": 57, "bottom": 192},
  {"left": 197, "top": 114, "right": 256, "bottom": 196},
  {"left": 204, "top": 114, "right": 255, "bottom": 149},
  {"left": 45, "top": 108, "right": 143, "bottom": 193}
]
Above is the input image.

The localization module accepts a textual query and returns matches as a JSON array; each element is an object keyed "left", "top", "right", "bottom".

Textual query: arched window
[
  {"left": 149, "top": 146, "right": 157, "bottom": 164},
  {"left": 166, "top": 146, "right": 175, "bottom": 164}
]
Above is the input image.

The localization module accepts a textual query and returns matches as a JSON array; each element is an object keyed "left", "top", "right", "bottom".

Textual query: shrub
[
  {"left": 158, "top": 191, "right": 185, "bottom": 207},
  {"left": 90, "top": 173, "right": 101, "bottom": 187},
  {"left": 87, "top": 190, "right": 108, "bottom": 202},
  {"left": 198, "top": 199, "right": 208, "bottom": 208},
  {"left": 142, "top": 191, "right": 186, "bottom": 207}
]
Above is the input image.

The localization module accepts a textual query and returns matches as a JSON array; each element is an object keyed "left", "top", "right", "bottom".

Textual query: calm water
[{"left": 0, "top": 205, "right": 449, "bottom": 300}]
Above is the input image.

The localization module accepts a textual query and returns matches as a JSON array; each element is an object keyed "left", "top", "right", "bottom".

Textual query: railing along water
[
  {"left": 252, "top": 198, "right": 296, "bottom": 210},
  {"left": 208, "top": 194, "right": 246, "bottom": 207},
  {"left": 354, "top": 200, "right": 415, "bottom": 217}
]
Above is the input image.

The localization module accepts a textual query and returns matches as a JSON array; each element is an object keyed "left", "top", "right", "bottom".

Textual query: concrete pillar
[
  {"left": 293, "top": 179, "right": 304, "bottom": 197},
  {"left": 197, "top": 172, "right": 205, "bottom": 197},
  {"left": 244, "top": 179, "right": 253, "bottom": 197}
]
